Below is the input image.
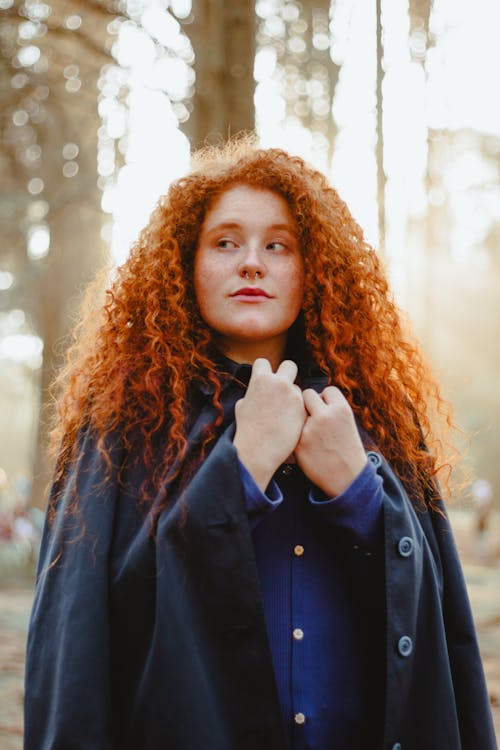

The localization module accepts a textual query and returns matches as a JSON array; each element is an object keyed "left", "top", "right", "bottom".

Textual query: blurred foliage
[{"left": 255, "top": 0, "right": 339, "bottom": 162}]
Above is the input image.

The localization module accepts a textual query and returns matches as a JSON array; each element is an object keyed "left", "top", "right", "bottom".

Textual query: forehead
[{"left": 202, "top": 184, "right": 296, "bottom": 231}]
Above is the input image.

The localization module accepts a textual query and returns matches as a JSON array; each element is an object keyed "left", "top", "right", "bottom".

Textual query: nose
[{"left": 238, "top": 243, "right": 266, "bottom": 281}]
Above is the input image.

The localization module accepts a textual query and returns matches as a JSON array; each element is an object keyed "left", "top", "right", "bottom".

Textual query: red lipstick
[{"left": 231, "top": 287, "right": 271, "bottom": 298}]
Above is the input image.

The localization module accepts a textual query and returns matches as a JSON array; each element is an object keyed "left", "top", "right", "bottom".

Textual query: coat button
[
  {"left": 293, "top": 628, "right": 304, "bottom": 641},
  {"left": 392, "top": 744, "right": 402, "bottom": 750},
  {"left": 294, "top": 712, "right": 306, "bottom": 725},
  {"left": 397, "top": 635, "right": 413, "bottom": 657},
  {"left": 366, "top": 450, "right": 382, "bottom": 468},
  {"left": 294, "top": 545, "right": 304, "bottom": 556},
  {"left": 397, "top": 536, "right": 413, "bottom": 558}
]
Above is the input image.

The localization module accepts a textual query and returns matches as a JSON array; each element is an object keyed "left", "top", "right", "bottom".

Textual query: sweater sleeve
[
  {"left": 238, "top": 459, "right": 283, "bottom": 530},
  {"left": 308, "top": 459, "right": 384, "bottom": 549}
]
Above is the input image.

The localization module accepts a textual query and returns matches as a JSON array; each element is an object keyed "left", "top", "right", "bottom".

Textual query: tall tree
[
  {"left": 406, "top": 0, "right": 433, "bottom": 339},
  {"left": 408, "top": 0, "right": 432, "bottom": 54},
  {"left": 183, "top": 0, "right": 256, "bottom": 148},
  {"left": 0, "top": 0, "right": 118, "bottom": 506}
]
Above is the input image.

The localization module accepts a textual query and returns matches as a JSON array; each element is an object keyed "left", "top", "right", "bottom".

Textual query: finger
[
  {"left": 320, "top": 386, "right": 345, "bottom": 406},
  {"left": 275, "top": 359, "right": 298, "bottom": 382},
  {"left": 302, "top": 388, "right": 326, "bottom": 415},
  {"left": 251, "top": 358, "right": 272, "bottom": 377}
]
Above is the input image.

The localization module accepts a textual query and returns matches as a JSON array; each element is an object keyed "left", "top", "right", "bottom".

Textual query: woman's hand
[
  {"left": 233, "top": 358, "right": 306, "bottom": 491},
  {"left": 295, "top": 386, "right": 367, "bottom": 497}
]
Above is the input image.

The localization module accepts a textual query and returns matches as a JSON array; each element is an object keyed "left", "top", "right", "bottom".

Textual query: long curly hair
[{"left": 50, "top": 136, "right": 453, "bottom": 515}]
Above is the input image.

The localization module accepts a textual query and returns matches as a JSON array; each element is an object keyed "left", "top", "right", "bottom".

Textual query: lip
[{"left": 230, "top": 287, "right": 271, "bottom": 298}]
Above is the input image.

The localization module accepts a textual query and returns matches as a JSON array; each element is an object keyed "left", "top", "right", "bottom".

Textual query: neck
[{"left": 216, "top": 336, "right": 287, "bottom": 371}]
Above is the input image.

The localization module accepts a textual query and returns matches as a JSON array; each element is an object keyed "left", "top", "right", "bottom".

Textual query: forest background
[{"left": 1, "top": 0, "right": 499, "bottom": 526}]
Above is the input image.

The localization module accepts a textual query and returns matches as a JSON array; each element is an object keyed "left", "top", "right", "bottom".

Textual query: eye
[
  {"left": 216, "top": 238, "right": 237, "bottom": 250},
  {"left": 266, "top": 241, "right": 286, "bottom": 252}
]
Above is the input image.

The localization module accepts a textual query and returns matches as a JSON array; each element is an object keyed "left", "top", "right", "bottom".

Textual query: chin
[
  {"left": 223, "top": 325, "right": 288, "bottom": 342},
  {"left": 222, "top": 315, "right": 296, "bottom": 338}
]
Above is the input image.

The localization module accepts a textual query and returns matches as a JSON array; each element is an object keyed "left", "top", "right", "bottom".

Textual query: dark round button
[
  {"left": 392, "top": 743, "right": 402, "bottom": 750},
  {"left": 366, "top": 450, "right": 382, "bottom": 468},
  {"left": 397, "top": 536, "right": 414, "bottom": 558},
  {"left": 397, "top": 635, "right": 413, "bottom": 657}
]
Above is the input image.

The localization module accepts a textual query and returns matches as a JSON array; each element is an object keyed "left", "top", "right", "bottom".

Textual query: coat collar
[{"left": 194, "top": 351, "right": 329, "bottom": 397}]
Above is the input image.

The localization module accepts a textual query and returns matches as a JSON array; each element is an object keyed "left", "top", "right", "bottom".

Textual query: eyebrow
[{"left": 204, "top": 221, "right": 298, "bottom": 236}]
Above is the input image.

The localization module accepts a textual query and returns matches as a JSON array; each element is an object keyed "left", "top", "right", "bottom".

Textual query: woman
[{"left": 25, "top": 139, "right": 496, "bottom": 749}]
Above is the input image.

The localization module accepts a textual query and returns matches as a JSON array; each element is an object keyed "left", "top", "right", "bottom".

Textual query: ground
[{"left": 0, "top": 510, "right": 499, "bottom": 748}]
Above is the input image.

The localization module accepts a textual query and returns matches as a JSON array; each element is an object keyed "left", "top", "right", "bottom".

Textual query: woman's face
[{"left": 194, "top": 184, "right": 304, "bottom": 366}]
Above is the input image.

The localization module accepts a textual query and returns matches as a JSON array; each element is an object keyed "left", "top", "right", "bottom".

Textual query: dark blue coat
[{"left": 24, "top": 373, "right": 497, "bottom": 749}]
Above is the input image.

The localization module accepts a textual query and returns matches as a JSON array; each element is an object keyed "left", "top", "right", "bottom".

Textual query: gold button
[
  {"left": 294, "top": 712, "right": 306, "bottom": 725},
  {"left": 294, "top": 545, "right": 304, "bottom": 557},
  {"left": 293, "top": 628, "right": 304, "bottom": 641}
]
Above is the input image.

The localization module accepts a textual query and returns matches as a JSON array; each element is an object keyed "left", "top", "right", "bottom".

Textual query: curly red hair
[{"left": 50, "top": 136, "right": 453, "bottom": 514}]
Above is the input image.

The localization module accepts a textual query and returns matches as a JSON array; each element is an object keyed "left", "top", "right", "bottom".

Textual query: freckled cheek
[
  {"left": 193, "top": 258, "right": 229, "bottom": 317},
  {"left": 287, "top": 264, "right": 305, "bottom": 314}
]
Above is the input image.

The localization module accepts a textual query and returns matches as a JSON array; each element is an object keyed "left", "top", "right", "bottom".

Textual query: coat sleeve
[
  {"left": 428, "top": 498, "right": 498, "bottom": 749},
  {"left": 382, "top": 456, "right": 498, "bottom": 750},
  {"left": 24, "top": 428, "right": 120, "bottom": 750}
]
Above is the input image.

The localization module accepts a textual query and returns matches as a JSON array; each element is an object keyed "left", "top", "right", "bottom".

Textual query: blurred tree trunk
[
  {"left": 408, "top": 0, "right": 432, "bottom": 44},
  {"left": 30, "top": 3, "right": 111, "bottom": 508},
  {"left": 408, "top": 0, "right": 433, "bottom": 342},
  {"left": 1, "top": 0, "right": 114, "bottom": 507},
  {"left": 29, "top": 126, "right": 105, "bottom": 510},
  {"left": 376, "top": 0, "right": 386, "bottom": 255},
  {"left": 379, "top": 2, "right": 432, "bottom": 262},
  {"left": 183, "top": 0, "right": 256, "bottom": 149}
]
